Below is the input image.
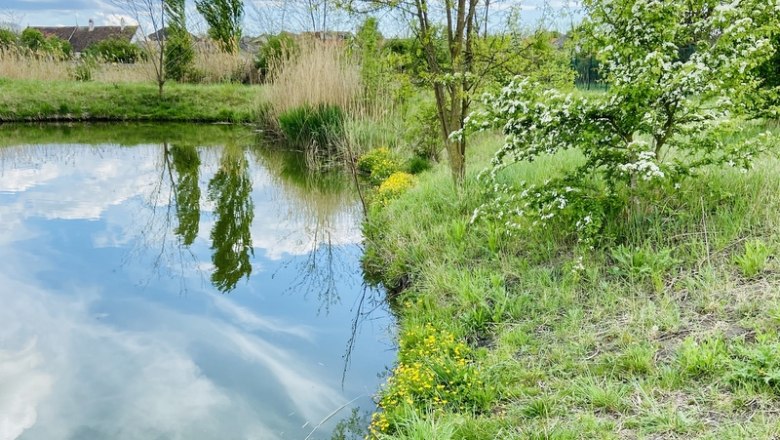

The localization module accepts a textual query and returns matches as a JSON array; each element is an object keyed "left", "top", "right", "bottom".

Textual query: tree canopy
[{"left": 195, "top": 0, "right": 244, "bottom": 54}]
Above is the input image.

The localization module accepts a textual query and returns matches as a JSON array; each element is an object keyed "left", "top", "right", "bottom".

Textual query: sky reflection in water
[{"left": 0, "top": 125, "right": 394, "bottom": 440}]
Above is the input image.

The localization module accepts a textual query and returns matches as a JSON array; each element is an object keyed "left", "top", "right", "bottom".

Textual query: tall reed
[
  {"left": 267, "top": 41, "right": 362, "bottom": 119},
  {"left": 187, "top": 41, "right": 256, "bottom": 84}
]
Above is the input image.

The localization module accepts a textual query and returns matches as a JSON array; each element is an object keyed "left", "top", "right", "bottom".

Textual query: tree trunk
[
  {"left": 446, "top": 138, "right": 466, "bottom": 184},
  {"left": 413, "top": 0, "right": 476, "bottom": 187}
]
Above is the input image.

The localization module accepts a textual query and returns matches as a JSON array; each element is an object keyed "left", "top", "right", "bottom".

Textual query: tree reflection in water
[
  {"left": 169, "top": 145, "right": 201, "bottom": 246},
  {"left": 251, "top": 146, "right": 361, "bottom": 312},
  {"left": 208, "top": 145, "right": 255, "bottom": 293},
  {"left": 0, "top": 125, "right": 393, "bottom": 416},
  {"left": 251, "top": 146, "right": 390, "bottom": 387}
]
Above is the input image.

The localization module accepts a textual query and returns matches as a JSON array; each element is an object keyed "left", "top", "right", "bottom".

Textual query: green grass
[
  {"left": 278, "top": 103, "right": 345, "bottom": 149},
  {"left": 363, "top": 129, "right": 780, "bottom": 438},
  {"left": 0, "top": 78, "right": 268, "bottom": 123}
]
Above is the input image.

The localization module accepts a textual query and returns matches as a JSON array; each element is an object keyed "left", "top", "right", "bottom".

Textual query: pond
[{"left": 0, "top": 124, "right": 394, "bottom": 440}]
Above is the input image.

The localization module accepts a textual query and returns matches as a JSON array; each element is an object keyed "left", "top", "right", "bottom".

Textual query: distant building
[
  {"left": 552, "top": 33, "right": 570, "bottom": 50},
  {"left": 239, "top": 35, "right": 267, "bottom": 53},
  {"left": 146, "top": 27, "right": 196, "bottom": 42},
  {"left": 31, "top": 19, "right": 139, "bottom": 56},
  {"left": 299, "top": 31, "right": 352, "bottom": 42}
]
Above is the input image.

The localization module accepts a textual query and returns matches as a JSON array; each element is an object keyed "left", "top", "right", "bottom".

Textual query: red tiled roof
[{"left": 30, "top": 26, "right": 138, "bottom": 53}]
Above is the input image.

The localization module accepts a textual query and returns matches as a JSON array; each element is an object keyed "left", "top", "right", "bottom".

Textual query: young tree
[
  {"left": 341, "top": 0, "right": 481, "bottom": 184},
  {"left": 465, "top": 0, "right": 779, "bottom": 242},
  {"left": 112, "top": 0, "right": 170, "bottom": 96},
  {"left": 164, "top": 0, "right": 194, "bottom": 81},
  {"left": 354, "top": 17, "right": 383, "bottom": 104},
  {"left": 195, "top": 0, "right": 244, "bottom": 54},
  {"left": 409, "top": 0, "right": 479, "bottom": 184},
  {"left": 86, "top": 37, "right": 144, "bottom": 63},
  {"left": 347, "top": 2, "right": 560, "bottom": 184}
]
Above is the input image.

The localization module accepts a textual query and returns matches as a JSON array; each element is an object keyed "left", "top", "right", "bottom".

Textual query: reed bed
[{"left": 267, "top": 41, "right": 362, "bottom": 119}]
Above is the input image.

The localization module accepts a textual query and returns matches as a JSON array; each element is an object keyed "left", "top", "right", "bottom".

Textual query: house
[
  {"left": 31, "top": 19, "right": 139, "bottom": 56},
  {"left": 146, "top": 27, "right": 196, "bottom": 42}
]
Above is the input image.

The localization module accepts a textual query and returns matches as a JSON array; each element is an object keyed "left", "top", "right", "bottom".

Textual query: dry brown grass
[
  {"left": 188, "top": 41, "right": 256, "bottom": 84},
  {"left": 267, "top": 41, "right": 362, "bottom": 118},
  {"left": 0, "top": 43, "right": 256, "bottom": 84},
  {"left": 1, "top": 48, "right": 73, "bottom": 81},
  {"left": 0, "top": 47, "right": 154, "bottom": 82}
]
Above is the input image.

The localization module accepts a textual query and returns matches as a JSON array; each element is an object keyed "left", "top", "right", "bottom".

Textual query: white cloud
[
  {"left": 0, "top": 164, "right": 60, "bottom": 193},
  {"left": 0, "top": 339, "right": 52, "bottom": 440},
  {"left": 0, "top": 255, "right": 347, "bottom": 439},
  {"left": 222, "top": 329, "right": 344, "bottom": 423},
  {"left": 0, "top": 139, "right": 395, "bottom": 439},
  {"left": 0, "top": 145, "right": 160, "bottom": 221},
  {"left": 97, "top": 12, "right": 138, "bottom": 26},
  {"left": 211, "top": 294, "right": 315, "bottom": 340}
]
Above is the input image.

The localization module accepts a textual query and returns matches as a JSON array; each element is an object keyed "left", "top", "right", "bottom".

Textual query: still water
[{"left": 0, "top": 124, "right": 394, "bottom": 440}]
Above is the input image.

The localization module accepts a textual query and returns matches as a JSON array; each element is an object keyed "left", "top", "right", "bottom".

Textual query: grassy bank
[
  {"left": 0, "top": 122, "right": 262, "bottom": 147},
  {"left": 0, "top": 79, "right": 267, "bottom": 123},
  {"left": 363, "top": 130, "right": 780, "bottom": 438}
]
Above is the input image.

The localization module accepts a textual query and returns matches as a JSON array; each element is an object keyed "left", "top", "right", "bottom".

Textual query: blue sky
[{"left": 1, "top": 0, "right": 581, "bottom": 34}]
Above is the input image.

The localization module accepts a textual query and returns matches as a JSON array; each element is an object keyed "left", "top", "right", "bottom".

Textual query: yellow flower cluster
[
  {"left": 368, "top": 323, "right": 492, "bottom": 437},
  {"left": 368, "top": 412, "right": 389, "bottom": 438},
  {"left": 375, "top": 172, "right": 414, "bottom": 206},
  {"left": 357, "top": 147, "right": 400, "bottom": 184}
]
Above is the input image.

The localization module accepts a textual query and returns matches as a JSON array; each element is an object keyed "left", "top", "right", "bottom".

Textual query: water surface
[{"left": 0, "top": 124, "right": 393, "bottom": 440}]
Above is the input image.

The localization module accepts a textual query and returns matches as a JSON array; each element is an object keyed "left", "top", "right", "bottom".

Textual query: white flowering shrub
[{"left": 462, "top": 0, "right": 779, "bottom": 244}]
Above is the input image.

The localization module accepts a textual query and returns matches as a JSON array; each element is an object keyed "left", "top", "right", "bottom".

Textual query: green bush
[
  {"left": 48, "top": 36, "right": 72, "bottom": 59},
  {"left": 405, "top": 156, "right": 432, "bottom": 174},
  {"left": 255, "top": 33, "right": 298, "bottom": 81},
  {"left": 277, "top": 104, "right": 344, "bottom": 149},
  {"left": 20, "top": 28, "right": 47, "bottom": 51},
  {"left": 17, "top": 28, "right": 73, "bottom": 59},
  {"left": 19, "top": 28, "right": 71, "bottom": 59},
  {"left": 383, "top": 34, "right": 448, "bottom": 78},
  {"left": 757, "top": 34, "right": 780, "bottom": 89},
  {"left": 85, "top": 38, "right": 142, "bottom": 63},
  {"left": 404, "top": 100, "right": 443, "bottom": 161},
  {"left": 0, "top": 28, "right": 17, "bottom": 48}
]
